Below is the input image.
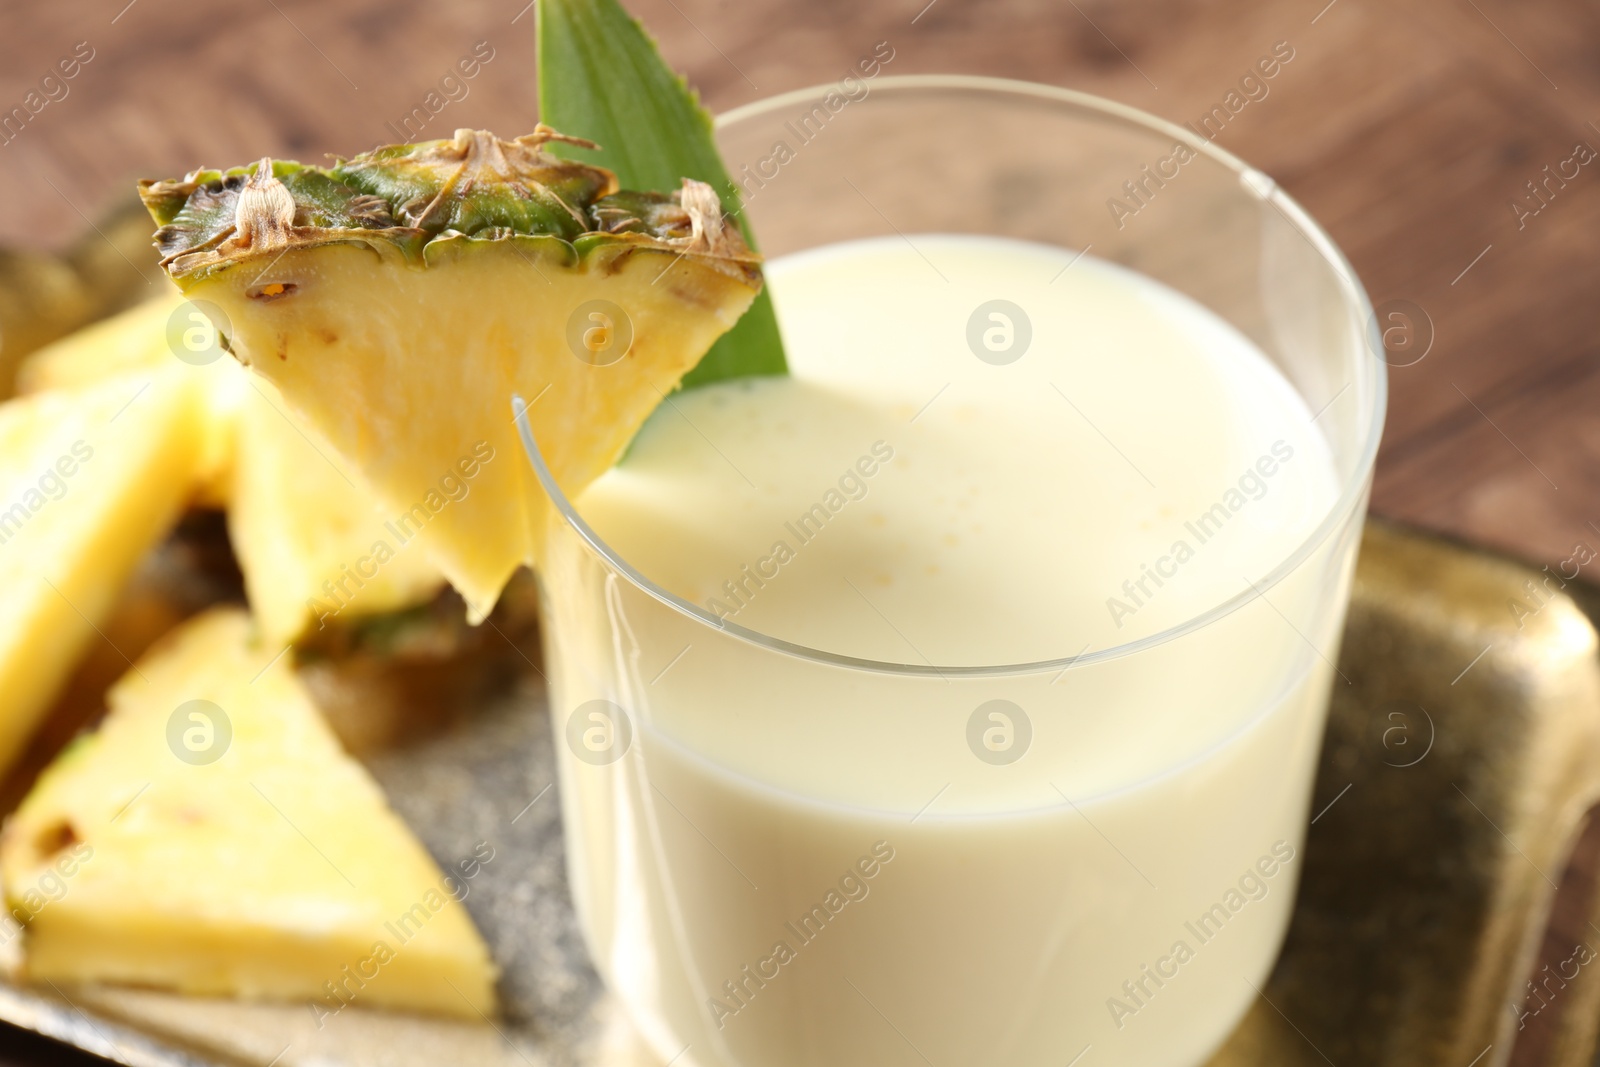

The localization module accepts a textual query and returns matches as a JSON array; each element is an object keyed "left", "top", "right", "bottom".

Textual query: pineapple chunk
[
  {"left": 141, "top": 128, "right": 763, "bottom": 620},
  {"left": 230, "top": 379, "right": 445, "bottom": 645},
  {"left": 16, "top": 294, "right": 244, "bottom": 506},
  {"left": 18, "top": 296, "right": 448, "bottom": 640},
  {"left": 13, "top": 294, "right": 178, "bottom": 392},
  {"left": 0, "top": 369, "right": 205, "bottom": 777},
  {"left": 0, "top": 609, "right": 498, "bottom": 1019}
]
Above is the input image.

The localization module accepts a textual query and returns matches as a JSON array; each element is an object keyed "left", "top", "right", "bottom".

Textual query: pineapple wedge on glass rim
[{"left": 141, "top": 125, "right": 764, "bottom": 621}]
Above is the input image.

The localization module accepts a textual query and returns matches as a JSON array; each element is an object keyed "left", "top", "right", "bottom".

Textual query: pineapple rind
[
  {"left": 332, "top": 132, "right": 612, "bottom": 241},
  {"left": 141, "top": 126, "right": 760, "bottom": 287}
]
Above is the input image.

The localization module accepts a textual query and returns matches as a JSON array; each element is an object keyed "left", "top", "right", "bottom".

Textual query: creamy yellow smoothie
[{"left": 540, "top": 235, "right": 1348, "bottom": 1066}]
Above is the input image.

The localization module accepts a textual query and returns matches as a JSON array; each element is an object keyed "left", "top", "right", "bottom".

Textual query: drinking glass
[{"left": 515, "top": 76, "right": 1385, "bottom": 1067}]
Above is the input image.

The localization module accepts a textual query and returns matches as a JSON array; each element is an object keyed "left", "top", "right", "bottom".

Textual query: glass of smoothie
[{"left": 515, "top": 76, "right": 1385, "bottom": 1067}]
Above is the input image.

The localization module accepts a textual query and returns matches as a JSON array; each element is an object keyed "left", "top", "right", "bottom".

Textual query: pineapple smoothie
[{"left": 546, "top": 235, "right": 1347, "bottom": 1067}]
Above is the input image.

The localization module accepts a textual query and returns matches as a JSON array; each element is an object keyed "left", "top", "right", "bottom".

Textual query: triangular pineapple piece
[
  {"left": 16, "top": 294, "right": 245, "bottom": 506},
  {"left": 0, "top": 609, "right": 498, "bottom": 1020},
  {"left": 0, "top": 369, "right": 206, "bottom": 777},
  {"left": 141, "top": 127, "right": 763, "bottom": 620},
  {"left": 230, "top": 379, "right": 445, "bottom": 645},
  {"left": 13, "top": 293, "right": 179, "bottom": 391}
]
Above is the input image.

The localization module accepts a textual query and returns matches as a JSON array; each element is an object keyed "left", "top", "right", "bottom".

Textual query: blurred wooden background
[{"left": 2, "top": 0, "right": 1599, "bottom": 574}]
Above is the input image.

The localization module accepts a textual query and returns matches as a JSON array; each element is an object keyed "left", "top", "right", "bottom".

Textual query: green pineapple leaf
[{"left": 537, "top": 0, "right": 786, "bottom": 388}]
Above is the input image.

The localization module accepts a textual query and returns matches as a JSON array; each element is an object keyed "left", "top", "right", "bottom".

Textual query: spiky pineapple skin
[{"left": 139, "top": 126, "right": 759, "bottom": 284}]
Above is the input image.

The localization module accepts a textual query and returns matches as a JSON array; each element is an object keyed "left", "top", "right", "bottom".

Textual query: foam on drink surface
[{"left": 582, "top": 235, "right": 1335, "bottom": 665}]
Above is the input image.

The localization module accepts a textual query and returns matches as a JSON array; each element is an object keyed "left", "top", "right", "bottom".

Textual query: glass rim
[{"left": 515, "top": 74, "right": 1388, "bottom": 680}]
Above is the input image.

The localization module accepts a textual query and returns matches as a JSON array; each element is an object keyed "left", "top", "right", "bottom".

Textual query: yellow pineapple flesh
[
  {"left": 14, "top": 294, "right": 179, "bottom": 392},
  {"left": 230, "top": 379, "right": 446, "bottom": 645},
  {"left": 0, "top": 369, "right": 206, "bottom": 777},
  {"left": 17, "top": 293, "right": 449, "bottom": 642},
  {"left": 0, "top": 608, "right": 498, "bottom": 1019},
  {"left": 141, "top": 127, "right": 763, "bottom": 620},
  {"left": 17, "top": 294, "right": 243, "bottom": 507}
]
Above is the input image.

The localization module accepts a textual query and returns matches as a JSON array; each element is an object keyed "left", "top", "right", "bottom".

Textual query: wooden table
[
  {"left": 4, "top": 0, "right": 1598, "bottom": 571},
  {"left": 0, "top": 0, "right": 1596, "bottom": 1063}
]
